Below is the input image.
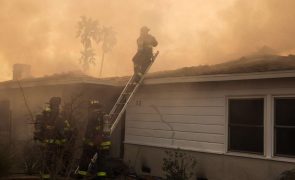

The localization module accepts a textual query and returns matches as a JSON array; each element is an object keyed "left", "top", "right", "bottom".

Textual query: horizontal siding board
[
  {"left": 126, "top": 128, "right": 224, "bottom": 144},
  {"left": 126, "top": 114, "right": 224, "bottom": 125},
  {"left": 134, "top": 87, "right": 295, "bottom": 100},
  {"left": 174, "top": 131, "right": 224, "bottom": 143},
  {"left": 126, "top": 121, "right": 171, "bottom": 130},
  {"left": 134, "top": 89, "right": 225, "bottom": 99},
  {"left": 125, "top": 135, "right": 224, "bottom": 153},
  {"left": 171, "top": 123, "right": 224, "bottom": 134},
  {"left": 174, "top": 139, "right": 224, "bottom": 153},
  {"left": 126, "top": 128, "right": 173, "bottom": 139},
  {"left": 164, "top": 115, "right": 224, "bottom": 124},
  {"left": 125, "top": 135, "right": 172, "bottom": 146},
  {"left": 126, "top": 113, "right": 162, "bottom": 122},
  {"left": 129, "top": 97, "right": 225, "bottom": 107},
  {"left": 127, "top": 106, "right": 225, "bottom": 116},
  {"left": 126, "top": 121, "right": 224, "bottom": 134}
]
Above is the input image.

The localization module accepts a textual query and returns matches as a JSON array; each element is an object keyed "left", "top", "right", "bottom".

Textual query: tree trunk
[{"left": 99, "top": 51, "right": 105, "bottom": 77}]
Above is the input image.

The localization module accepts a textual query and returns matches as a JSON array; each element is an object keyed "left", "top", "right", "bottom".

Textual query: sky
[{"left": 1, "top": 0, "right": 295, "bottom": 81}]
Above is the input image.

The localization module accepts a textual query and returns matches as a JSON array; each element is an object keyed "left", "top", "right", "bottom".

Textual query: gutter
[{"left": 143, "top": 70, "right": 295, "bottom": 85}]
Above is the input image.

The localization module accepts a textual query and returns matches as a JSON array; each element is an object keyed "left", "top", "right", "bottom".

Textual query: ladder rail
[
  {"left": 109, "top": 75, "right": 134, "bottom": 115},
  {"left": 110, "top": 51, "right": 159, "bottom": 134},
  {"left": 110, "top": 84, "right": 138, "bottom": 134}
]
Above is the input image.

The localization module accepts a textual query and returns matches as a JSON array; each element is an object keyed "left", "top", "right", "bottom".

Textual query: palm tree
[
  {"left": 99, "top": 26, "right": 117, "bottom": 77},
  {"left": 77, "top": 16, "right": 101, "bottom": 71}
]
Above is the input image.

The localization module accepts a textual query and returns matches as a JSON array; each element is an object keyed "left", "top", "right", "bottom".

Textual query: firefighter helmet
[{"left": 140, "top": 26, "right": 150, "bottom": 33}]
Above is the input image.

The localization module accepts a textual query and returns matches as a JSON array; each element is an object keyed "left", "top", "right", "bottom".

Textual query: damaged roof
[
  {"left": 144, "top": 54, "right": 295, "bottom": 84},
  {"left": 1, "top": 54, "right": 295, "bottom": 88},
  {"left": 147, "top": 54, "right": 295, "bottom": 78},
  {"left": 0, "top": 71, "right": 129, "bottom": 89}
]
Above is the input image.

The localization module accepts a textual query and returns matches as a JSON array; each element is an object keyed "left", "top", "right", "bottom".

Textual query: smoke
[{"left": 0, "top": 0, "right": 295, "bottom": 81}]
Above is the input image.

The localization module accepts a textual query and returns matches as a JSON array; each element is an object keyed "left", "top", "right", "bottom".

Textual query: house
[
  {"left": 124, "top": 55, "right": 295, "bottom": 180},
  {"left": 1, "top": 55, "right": 295, "bottom": 178},
  {"left": 0, "top": 69, "right": 127, "bottom": 160}
]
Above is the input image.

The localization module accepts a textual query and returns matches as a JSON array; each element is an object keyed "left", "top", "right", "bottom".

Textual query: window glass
[
  {"left": 229, "top": 99, "right": 264, "bottom": 125},
  {"left": 228, "top": 98, "right": 264, "bottom": 154},
  {"left": 274, "top": 98, "right": 295, "bottom": 157},
  {"left": 275, "top": 98, "right": 295, "bottom": 126}
]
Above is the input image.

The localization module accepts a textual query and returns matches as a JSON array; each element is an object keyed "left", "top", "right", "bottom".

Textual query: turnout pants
[{"left": 132, "top": 49, "right": 153, "bottom": 82}]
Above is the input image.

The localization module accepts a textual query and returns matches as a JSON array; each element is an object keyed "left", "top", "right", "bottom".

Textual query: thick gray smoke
[{"left": 1, "top": 0, "right": 295, "bottom": 81}]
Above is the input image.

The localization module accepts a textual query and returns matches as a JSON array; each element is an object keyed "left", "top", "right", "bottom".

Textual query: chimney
[{"left": 13, "top": 64, "right": 31, "bottom": 80}]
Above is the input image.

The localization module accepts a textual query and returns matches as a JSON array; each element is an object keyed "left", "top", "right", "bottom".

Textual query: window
[
  {"left": 274, "top": 98, "right": 295, "bottom": 157},
  {"left": 228, "top": 98, "right": 264, "bottom": 154}
]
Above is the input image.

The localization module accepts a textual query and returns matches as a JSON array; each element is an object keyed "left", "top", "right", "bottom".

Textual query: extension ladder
[
  {"left": 84, "top": 51, "right": 159, "bottom": 174},
  {"left": 109, "top": 51, "right": 159, "bottom": 134}
]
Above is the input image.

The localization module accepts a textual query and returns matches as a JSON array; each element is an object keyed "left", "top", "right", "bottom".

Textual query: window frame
[
  {"left": 226, "top": 96, "right": 266, "bottom": 156},
  {"left": 272, "top": 96, "right": 295, "bottom": 158}
]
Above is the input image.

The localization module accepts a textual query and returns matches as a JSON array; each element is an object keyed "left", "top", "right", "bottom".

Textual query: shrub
[
  {"left": 23, "top": 141, "right": 42, "bottom": 175},
  {"left": 162, "top": 149, "right": 197, "bottom": 180},
  {"left": 278, "top": 169, "right": 295, "bottom": 180}
]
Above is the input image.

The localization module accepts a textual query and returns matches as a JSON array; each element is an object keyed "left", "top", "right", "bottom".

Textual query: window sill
[
  {"left": 225, "top": 152, "right": 295, "bottom": 163},
  {"left": 225, "top": 151, "right": 266, "bottom": 160},
  {"left": 271, "top": 156, "right": 295, "bottom": 163}
]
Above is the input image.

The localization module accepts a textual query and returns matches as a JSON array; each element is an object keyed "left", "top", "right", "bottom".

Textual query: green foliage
[{"left": 162, "top": 149, "right": 197, "bottom": 180}]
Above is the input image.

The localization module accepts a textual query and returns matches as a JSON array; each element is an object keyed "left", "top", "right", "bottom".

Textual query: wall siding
[
  {"left": 125, "top": 84, "right": 226, "bottom": 153},
  {"left": 125, "top": 78, "right": 295, "bottom": 154}
]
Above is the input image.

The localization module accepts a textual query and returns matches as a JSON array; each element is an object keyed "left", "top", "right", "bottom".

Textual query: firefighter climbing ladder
[
  {"left": 109, "top": 51, "right": 159, "bottom": 134},
  {"left": 84, "top": 51, "right": 159, "bottom": 174}
]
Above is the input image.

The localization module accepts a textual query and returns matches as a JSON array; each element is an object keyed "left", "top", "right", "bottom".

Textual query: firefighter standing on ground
[
  {"left": 132, "top": 26, "right": 158, "bottom": 82},
  {"left": 34, "top": 97, "right": 74, "bottom": 179},
  {"left": 76, "top": 100, "right": 111, "bottom": 179}
]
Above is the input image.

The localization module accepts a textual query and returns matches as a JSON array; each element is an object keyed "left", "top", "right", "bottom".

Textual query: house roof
[
  {"left": 1, "top": 54, "right": 295, "bottom": 89},
  {"left": 144, "top": 54, "right": 295, "bottom": 85},
  {"left": 0, "top": 71, "right": 129, "bottom": 90},
  {"left": 147, "top": 54, "right": 295, "bottom": 78}
]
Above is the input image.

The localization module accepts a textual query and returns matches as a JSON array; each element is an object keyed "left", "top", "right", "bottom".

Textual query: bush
[
  {"left": 162, "top": 149, "right": 197, "bottom": 180},
  {"left": 23, "top": 141, "right": 42, "bottom": 175},
  {"left": 278, "top": 169, "right": 295, "bottom": 180}
]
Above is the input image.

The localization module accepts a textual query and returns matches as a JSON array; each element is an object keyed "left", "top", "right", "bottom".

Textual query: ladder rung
[
  {"left": 116, "top": 103, "right": 126, "bottom": 105},
  {"left": 128, "top": 82, "right": 137, "bottom": 85},
  {"left": 110, "top": 113, "right": 119, "bottom": 115},
  {"left": 116, "top": 103, "right": 126, "bottom": 106}
]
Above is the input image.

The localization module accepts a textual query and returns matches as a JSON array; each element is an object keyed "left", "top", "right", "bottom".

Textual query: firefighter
[
  {"left": 76, "top": 100, "right": 110, "bottom": 179},
  {"left": 37, "top": 97, "right": 63, "bottom": 179},
  {"left": 96, "top": 114, "right": 112, "bottom": 178},
  {"left": 34, "top": 97, "right": 69, "bottom": 179},
  {"left": 132, "top": 26, "right": 158, "bottom": 82}
]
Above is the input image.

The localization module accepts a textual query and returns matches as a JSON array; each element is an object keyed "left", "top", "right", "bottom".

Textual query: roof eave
[
  {"left": 0, "top": 77, "right": 123, "bottom": 90},
  {"left": 143, "top": 70, "right": 295, "bottom": 85}
]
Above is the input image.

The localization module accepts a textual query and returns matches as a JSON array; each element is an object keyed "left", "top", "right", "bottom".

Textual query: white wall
[{"left": 125, "top": 78, "right": 295, "bottom": 157}]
